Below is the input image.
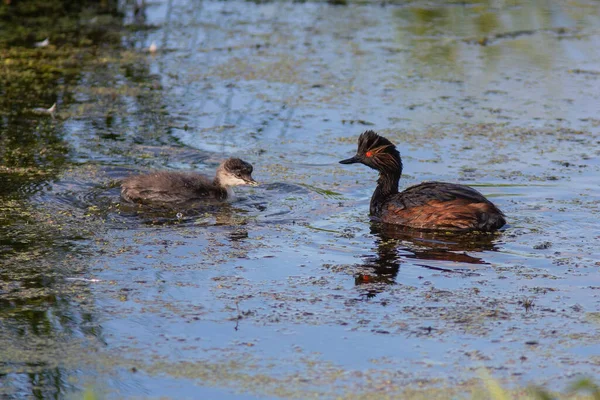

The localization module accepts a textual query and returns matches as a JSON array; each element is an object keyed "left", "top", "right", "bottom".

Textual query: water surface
[{"left": 1, "top": 0, "right": 600, "bottom": 398}]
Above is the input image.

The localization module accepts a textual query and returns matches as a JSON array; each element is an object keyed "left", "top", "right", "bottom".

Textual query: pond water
[{"left": 1, "top": 0, "right": 600, "bottom": 398}]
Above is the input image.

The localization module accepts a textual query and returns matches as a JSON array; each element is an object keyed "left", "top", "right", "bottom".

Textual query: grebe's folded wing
[{"left": 379, "top": 182, "right": 505, "bottom": 231}]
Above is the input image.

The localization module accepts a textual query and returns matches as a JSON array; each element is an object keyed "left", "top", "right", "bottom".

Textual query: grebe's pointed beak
[
  {"left": 244, "top": 177, "right": 259, "bottom": 186},
  {"left": 339, "top": 155, "right": 360, "bottom": 164}
]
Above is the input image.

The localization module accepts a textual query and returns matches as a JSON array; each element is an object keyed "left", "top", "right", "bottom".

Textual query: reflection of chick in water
[
  {"left": 118, "top": 199, "right": 250, "bottom": 227},
  {"left": 354, "top": 223, "right": 500, "bottom": 296}
]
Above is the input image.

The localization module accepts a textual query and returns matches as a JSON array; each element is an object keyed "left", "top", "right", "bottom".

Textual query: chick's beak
[{"left": 244, "top": 177, "right": 259, "bottom": 186}]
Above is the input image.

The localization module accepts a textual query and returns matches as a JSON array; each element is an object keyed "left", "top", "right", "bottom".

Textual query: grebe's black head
[
  {"left": 217, "top": 158, "right": 258, "bottom": 186},
  {"left": 339, "top": 131, "right": 402, "bottom": 174}
]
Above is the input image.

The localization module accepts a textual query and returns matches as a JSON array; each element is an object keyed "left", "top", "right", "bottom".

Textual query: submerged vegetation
[{"left": 79, "top": 375, "right": 600, "bottom": 399}]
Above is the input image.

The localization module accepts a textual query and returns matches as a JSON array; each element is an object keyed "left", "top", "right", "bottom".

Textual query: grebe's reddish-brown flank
[{"left": 340, "top": 131, "right": 505, "bottom": 232}]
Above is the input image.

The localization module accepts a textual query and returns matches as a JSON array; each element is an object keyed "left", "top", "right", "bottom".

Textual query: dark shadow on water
[
  {"left": 0, "top": 0, "right": 174, "bottom": 397},
  {"left": 354, "top": 223, "right": 501, "bottom": 298}
]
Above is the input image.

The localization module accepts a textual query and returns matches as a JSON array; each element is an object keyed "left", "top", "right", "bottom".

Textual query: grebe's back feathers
[
  {"left": 121, "top": 172, "right": 226, "bottom": 204},
  {"left": 389, "top": 181, "right": 494, "bottom": 209},
  {"left": 381, "top": 182, "right": 505, "bottom": 231}
]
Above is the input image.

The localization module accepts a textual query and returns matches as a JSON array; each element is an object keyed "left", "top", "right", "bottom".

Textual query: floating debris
[
  {"left": 341, "top": 119, "right": 375, "bottom": 126},
  {"left": 464, "top": 27, "right": 576, "bottom": 46},
  {"left": 569, "top": 68, "right": 600, "bottom": 75},
  {"left": 65, "top": 277, "right": 102, "bottom": 283},
  {"left": 149, "top": 41, "right": 157, "bottom": 54},
  {"left": 32, "top": 103, "right": 57, "bottom": 118},
  {"left": 533, "top": 241, "right": 552, "bottom": 250},
  {"left": 34, "top": 37, "right": 49, "bottom": 48}
]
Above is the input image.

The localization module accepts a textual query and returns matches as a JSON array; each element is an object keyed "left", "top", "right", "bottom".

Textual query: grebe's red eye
[{"left": 365, "top": 151, "right": 373, "bottom": 158}]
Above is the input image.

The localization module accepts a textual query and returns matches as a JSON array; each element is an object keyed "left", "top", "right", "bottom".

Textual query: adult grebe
[{"left": 339, "top": 131, "right": 505, "bottom": 231}]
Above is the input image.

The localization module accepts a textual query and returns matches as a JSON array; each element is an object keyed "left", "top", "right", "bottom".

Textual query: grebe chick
[
  {"left": 121, "top": 158, "right": 257, "bottom": 204},
  {"left": 339, "top": 131, "right": 505, "bottom": 232}
]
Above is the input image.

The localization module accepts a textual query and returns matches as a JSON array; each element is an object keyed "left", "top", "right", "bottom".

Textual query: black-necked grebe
[
  {"left": 339, "top": 131, "right": 506, "bottom": 232},
  {"left": 121, "top": 158, "right": 257, "bottom": 204}
]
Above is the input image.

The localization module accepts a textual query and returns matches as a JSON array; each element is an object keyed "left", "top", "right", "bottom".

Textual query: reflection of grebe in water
[
  {"left": 121, "top": 158, "right": 257, "bottom": 204},
  {"left": 354, "top": 224, "right": 500, "bottom": 298}
]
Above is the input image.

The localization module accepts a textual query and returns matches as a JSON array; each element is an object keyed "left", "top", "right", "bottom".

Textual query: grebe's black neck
[{"left": 370, "top": 169, "right": 401, "bottom": 216}]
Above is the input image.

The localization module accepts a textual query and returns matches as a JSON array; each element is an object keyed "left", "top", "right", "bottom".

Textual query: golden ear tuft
[{"left": 369, "top": 144, "right": 392, "bottom": 155}]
